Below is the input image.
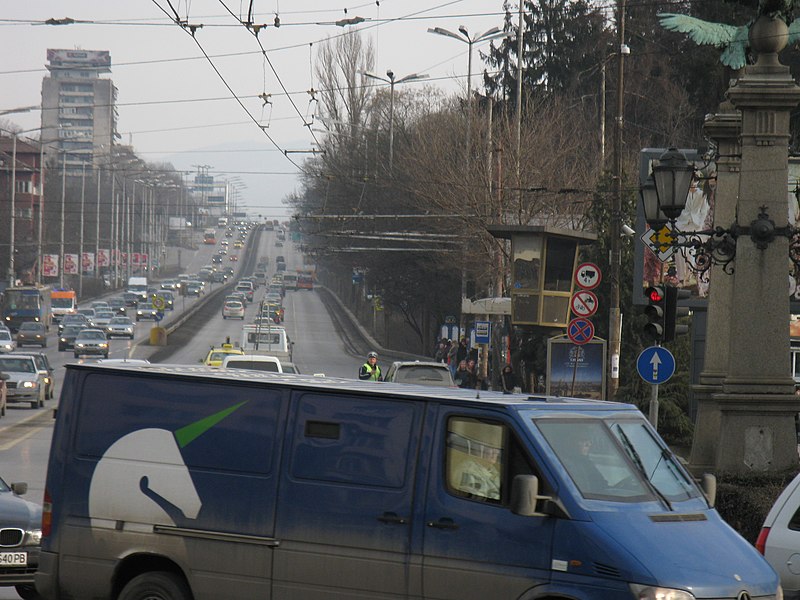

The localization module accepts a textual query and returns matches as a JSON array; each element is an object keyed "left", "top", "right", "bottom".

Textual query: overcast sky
[{"left": 1, "top": 1, "right": 508, "bottom": 218}]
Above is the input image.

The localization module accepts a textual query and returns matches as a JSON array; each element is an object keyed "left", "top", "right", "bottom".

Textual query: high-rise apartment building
[{"left": 40, "top": 49, "right": 117, "bottom": 171}]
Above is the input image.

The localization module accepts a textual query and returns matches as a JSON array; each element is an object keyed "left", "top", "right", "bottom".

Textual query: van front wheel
[{"left": 119, "top": 572, "right": 191, "bottom": 600}]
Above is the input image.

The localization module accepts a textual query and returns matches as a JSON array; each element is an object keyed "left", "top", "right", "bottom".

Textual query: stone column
[
  {"left": 688, "top": 101, "right": 741, "bottom": 474},
  {"left": 714, "top": 16, "right": 800, "bottom": 472}
]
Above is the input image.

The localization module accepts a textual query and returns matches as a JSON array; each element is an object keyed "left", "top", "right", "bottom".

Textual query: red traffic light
[{"left": 645, "top": 286, "right": 664, "bottom": 302}]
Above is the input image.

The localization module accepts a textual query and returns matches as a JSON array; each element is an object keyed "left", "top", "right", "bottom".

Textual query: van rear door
[
  {"left": 421, "top": 407, "right": 555, "bottom": 599},
  {"left": 273, "top": 391, "right": 425, "bottom": 598}
]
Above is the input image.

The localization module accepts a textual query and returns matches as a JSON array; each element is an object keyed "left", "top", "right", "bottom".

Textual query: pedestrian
[
  {"left": 456, "top": 338, "right": 468, "bottom": 365},
  {"left": 463, "top": 359, "right": 479, "bottom": 389},
  {"left": 358, "top": 351, "right": 382, "bottom": 381},
  {"left": 454, "top": 360, "right": 470, "bottom": 388},
  {"left": 435, "top": 339, "right": 449, "bottom": 363},
  {"left": 447, "top": 341, "right": 459, "bottom": 376},
  {"left": 501, "top": 365, "right": 517, "bottom": 394}
]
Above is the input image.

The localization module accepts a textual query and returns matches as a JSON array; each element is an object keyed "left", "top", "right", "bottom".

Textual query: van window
[
  {"left": 445, "top": 416, "right": 535, "bottom": 504},
  {"left": 226, "top": 360, "right": 280, "bottom": 372},
  {"left": 76, "top": 374, "right": 281, "bottom": 475},
  {"left": 290, "top": 394, "right": 417, "bottom": 488}
]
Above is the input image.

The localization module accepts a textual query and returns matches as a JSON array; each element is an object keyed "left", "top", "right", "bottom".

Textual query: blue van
[{"left": 36, "top": 364, "right": 780, "bottom": 600}]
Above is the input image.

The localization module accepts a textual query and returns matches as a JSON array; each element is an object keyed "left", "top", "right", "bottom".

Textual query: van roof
[{"left": 64, "top": 363, "right": 636, "bottom": 412}]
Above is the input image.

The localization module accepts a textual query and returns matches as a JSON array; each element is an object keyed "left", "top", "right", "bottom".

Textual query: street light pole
[
  {"left": 60, "top": 152, "right": 66, "bottom": 289},
  {"left": 428, "top": 25, "right": 507, "bottom": 167},
  {"left": 362, "top": 69, "right": 428, "bottom": 173},
  {"left": 8, "top": 134, "right": 17, "bottom": 285}
]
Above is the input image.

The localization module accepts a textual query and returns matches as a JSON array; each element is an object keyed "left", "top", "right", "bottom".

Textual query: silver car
[
  {"left": 0, "top": 475, "right": 42, "bottom": 600},
  {"left": 0, "top": 355, "right": 45, "bottom": 409},
  {"left": 73, "top": 329, "right": 109, "bottom": 359},
  {"left": 105, "top": 317, "right": 135, "bottom": 339},
  {"left": 0, "top": 329, "right": 15, "bottom": 353},
  {"left": 383, "top": 361, "right": 456, "bottom": 387}
]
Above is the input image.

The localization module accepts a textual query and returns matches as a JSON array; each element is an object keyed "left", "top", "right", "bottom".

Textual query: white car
[
  {"left": 105, "top": 317, "right": 135, "bottom": 339},
  {"left": 759, "top": 471, "right": 800, "bottom": 597},
  {"left": 0, "top": 329, "right": 15, "bottom": 353},
  {"left": 93, "top": 310, "right": 116, "bottom": 328},
  {"left": 222, "top": 300, "right": 245, "bottom": 320}
]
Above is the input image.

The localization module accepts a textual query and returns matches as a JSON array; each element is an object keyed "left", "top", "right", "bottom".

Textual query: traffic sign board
[
  {"left": 474, "top": 321, "right": 491, "bottom": 344},
  {"left": 575, "top": 262, "right": 602, "bottom": 290},
  {"left": 641, "top": 224, "right": 676, "bottom": 262},
  {"left": 567, "top": 317, "right": 595, "bottom": 345},
  {"left": 152, "top": 295, "right": 166, "bottom": 311},
  {"left": 636, "top": 346, "right": 676, "bottom": 384},
  {"left": 570, "top": 290, "right": 598, "bottom": 317}
]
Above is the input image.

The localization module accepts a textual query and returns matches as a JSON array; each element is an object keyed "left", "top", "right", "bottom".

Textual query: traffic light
[
  {"left": 643, "top": 285, "right": 665, "bottom": 341},
  {"left": 664, "top": 285, "right": 691, "bottom": 342}
]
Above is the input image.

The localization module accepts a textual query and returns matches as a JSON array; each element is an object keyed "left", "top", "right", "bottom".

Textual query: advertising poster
[
  {"left": 82, "top": 252, "right": 94, "bottom": 273},
  {"left": 546, "top": 337, "right": 606, "bottom": 400},
  {"left": 97, "top": 249, "right": 109, "bottom": 268},
  {"left": 42, "top": 254, "right": 58, "bottom": 278},
  {"left": 131, "top": 253, "right": 141, "bottom": 267},
  {"left": 120, "top": 252, "right": 128, "bottom": 266},
  {"left": 111, "top": 249, "right": 120, "bottom": 266},
  {"left": 63, "top": 253, "right": 78, "bottom": 275},
  {"left": 141, "top": 253, "right": 148, "bottom": 266}
]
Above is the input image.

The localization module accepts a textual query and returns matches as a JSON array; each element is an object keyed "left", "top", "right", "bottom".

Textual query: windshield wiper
[{"left": 615, "top": 424, "right": 673, "bottom": 511}]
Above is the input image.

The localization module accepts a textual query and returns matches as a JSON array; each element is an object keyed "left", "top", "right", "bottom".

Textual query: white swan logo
[{"left": 88, "top": 401, "right": 247, "bottom": 528}]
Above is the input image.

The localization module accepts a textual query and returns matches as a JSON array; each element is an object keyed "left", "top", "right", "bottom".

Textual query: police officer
[{"left": 358, "top": 351, "right": 382, "bottom": 381}]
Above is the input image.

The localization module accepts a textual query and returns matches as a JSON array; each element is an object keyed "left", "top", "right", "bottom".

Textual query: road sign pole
[{"left": 648, "top": 383, "right": 659, "bottom": 430}]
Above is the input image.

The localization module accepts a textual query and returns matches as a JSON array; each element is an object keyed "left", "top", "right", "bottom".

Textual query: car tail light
[
  {"left": 755, "top": 526, "right": 770, "bottom": 555},
  {"left": 42, "top": 489, "right": 52, "bottom": 538}
]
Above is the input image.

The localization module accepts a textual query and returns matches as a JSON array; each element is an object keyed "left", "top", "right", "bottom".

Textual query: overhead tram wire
[
  {"left": 215, "top": 0, "right": 322, "bottom": 150},
  {"left": 150, "top": 0, "right": 305, "bottom": 172}
]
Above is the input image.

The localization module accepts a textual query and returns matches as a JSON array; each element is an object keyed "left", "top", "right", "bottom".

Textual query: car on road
[
  {"left": 135, "top": 303, "right": 158, "bottom": 321},
  {"left": 211, "top": 255, "right": 223, "bottom": 264},
  {"left": 229, "top": 254, "right": 238, "bottom": 262},
  {"left": 233, "top": 240, "right": 244, "bottom": 249},
  {"left": 58, "top": 325, "right": 84, "bottom": 352},
  {"left": 18, "top": 352, "right": 56, "bottom": 400},
  {"left": 210, "top": 271, "right": 227, "bottom": 284},
  {"left": 0, "top": 474, "right": 42, "bottom": 600},
  {"left": 222, "top": 300, "right": 245, "bottom": 320},
  {"left": 58, "top": 314, "right": 90, "bottom": 335},
  {"left": 105, "top": 316, "right": 135, "bottom": 339},
  {"left": 0, "top": 329, "right": 15, "bottom": 353},
  {"left": 122, "top": 292, "right": 140, "bottom": 307},
  {"left": 73, "top": 329, "right": 110, "bottom": 359},
  {"left": 160, "top": 280, "right": 178, "bottom": 290},
  {"left": 16, "top": 322, "right": 47, "bottom": 348},
  {"left": 758, "top": 471, "right": 800, "bottom": 598},
  {"left": 383, "top": 361, "right": 456, "bottom": 388},
  {"left": 235, "top": 282, "right": 254, "bottom": 302},
  {"left": 185, "top": 281, "right": 204, "bottom": 297},
  {"left": 106, "top": 297, "right": 127, "bottom": 315},
  {"left": 202, "top": 342, "right": 244, "bottom": 367},
  {"left": 76, "top": 308, "right": 97, "bottom": 326},
  {"left": 154, "top": 291, "right": 175, "bottom": 311},
  {"left": 0, "top": 355, "right": 46, "bottom": 408},
  {"left": 92, "top": 310, "right": 116, "bottom": 328},
  {"left": 222, "top": 354, "right": 283, "bottom": 372}
]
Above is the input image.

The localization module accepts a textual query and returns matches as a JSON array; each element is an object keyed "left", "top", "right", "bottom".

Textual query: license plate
[{"left": 0, "top": 552, "right": 26, "bottom": 566}]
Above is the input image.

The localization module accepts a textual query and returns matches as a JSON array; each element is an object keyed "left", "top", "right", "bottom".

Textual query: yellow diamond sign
[{"left": 641, "top": 223, "right": 676, "bottom": 262}]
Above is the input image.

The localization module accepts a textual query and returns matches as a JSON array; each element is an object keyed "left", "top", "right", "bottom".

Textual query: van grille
[
  {"left": 592, "top": 561, "right": 622, "bottom": 578},
  {"left": 0, "top": 529, "right": 24, "bottom": 547}
]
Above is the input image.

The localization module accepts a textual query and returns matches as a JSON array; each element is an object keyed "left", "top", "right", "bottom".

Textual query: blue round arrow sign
[{"left": 636, "top": 346, "right": 675, "bottom": 385}]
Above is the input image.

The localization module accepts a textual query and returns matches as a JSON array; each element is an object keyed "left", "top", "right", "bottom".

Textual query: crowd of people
[{"left": 433, "top": 337, "right": 518, "bottom": 392}]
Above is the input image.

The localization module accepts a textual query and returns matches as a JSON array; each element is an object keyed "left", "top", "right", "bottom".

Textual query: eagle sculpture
[{"left": 658, "top": 0, "right": 799, "bottom": 70}]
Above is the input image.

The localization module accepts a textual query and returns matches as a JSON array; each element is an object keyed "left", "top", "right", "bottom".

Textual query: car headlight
[
  {"left": 60, "top": 338, "right": 66, "bottom": 342},
  {"left": 24, "top": 529, "right": 42, "bottom": 546},
  {"left": 21, "top": 381, "right": 37, "bottom": 389},
  {"left": 77, "top": 343, "right": 85, "bottom": 348},
  {"left": 99, "top": 343, "right": 108, "bottom": 348},
  {"left": 629, "top": 585, "right": 695, "bottom": 600}
]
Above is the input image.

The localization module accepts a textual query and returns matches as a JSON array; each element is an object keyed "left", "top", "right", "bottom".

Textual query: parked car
[
  {"left": 105, "top": 317, "right": 135, "bottom": 339},
  {"left": 0, "top": 329, "right": 15, "bottom": 353},
  {"left": 759, "top": 471, "right": 800, "bottom": 598},
  {"left": 135, "top": 303, "right": 158, "bottom": 321},
  {"left": 73, "top": 329, "right": 110, "bottom": 359},
  {"left": 0, "top": 355, "right": 46, "bottom": 408},
  {"left": 383, "top": 361, "right": 456, "bottom": 387},
  {"left": 0, "top": 474, "right": 42, "bottom": 600},
  {"left": 16, "top": 322, "right": 47, "bottom": 348},
  {"left": 58, "top": 325, "right": 84, "bottom": 352},
  {"left": 222, "top": 300, "right": 245, "bottom": 320}
]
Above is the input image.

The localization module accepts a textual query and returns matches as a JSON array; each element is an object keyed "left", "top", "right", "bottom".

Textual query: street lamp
[
  {"left": 428, "top": 25, "right": 507, "bottom": 166},
  {"left": 362, "top": 69, "right": 429, "bottom": 173}
]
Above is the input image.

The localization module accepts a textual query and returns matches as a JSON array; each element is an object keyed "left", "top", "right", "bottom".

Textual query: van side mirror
[
  {"left": 11, "top": 482, "right": 27, "bottom": 496},
  {"left": 701, "top": 473, "right": 717, "bottom": 507},
  {"left": 510, "top": 474, "right": 551, "bottom": 516}
]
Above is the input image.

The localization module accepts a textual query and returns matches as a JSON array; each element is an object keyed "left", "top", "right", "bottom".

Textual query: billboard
[
  {"left": 42, "top": 254, "right": 58, "bottom": 278},
  {"left": 63, "top": 254, "right": 78, "bottom": 275},
  {"left": 546, "top": 337, "right": 606, "bottom": 400},
  {"left": 97, "top": 249, "right": 109, "bottom": 268},
  {"left": 81, "top": 252, "right": 95, "bottom": 274}
]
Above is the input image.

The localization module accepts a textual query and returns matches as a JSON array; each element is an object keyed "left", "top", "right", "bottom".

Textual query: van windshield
[{"left": 535, "top": 418, "right": 701, "bottom": 504}]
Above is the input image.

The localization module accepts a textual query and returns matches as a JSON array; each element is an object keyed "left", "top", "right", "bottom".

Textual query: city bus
[
  {"left": 0, "top": 285, "right": 52, "bottom": 332},
  {"left": 203, "top": 229, "right": 217, "bottom": 245}
]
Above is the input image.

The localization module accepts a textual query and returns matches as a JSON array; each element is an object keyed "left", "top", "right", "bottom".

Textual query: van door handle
[
  {"left": 377, "top": 512, "right": 407, "bottom": 525},
  {"left": 427, "top": 518, "right": 459, "bottom": 530}
]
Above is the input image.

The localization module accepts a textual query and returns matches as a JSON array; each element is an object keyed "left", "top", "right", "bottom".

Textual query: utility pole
[{"left": 608, "top": 0, "right": 626, "bottom": 399}]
